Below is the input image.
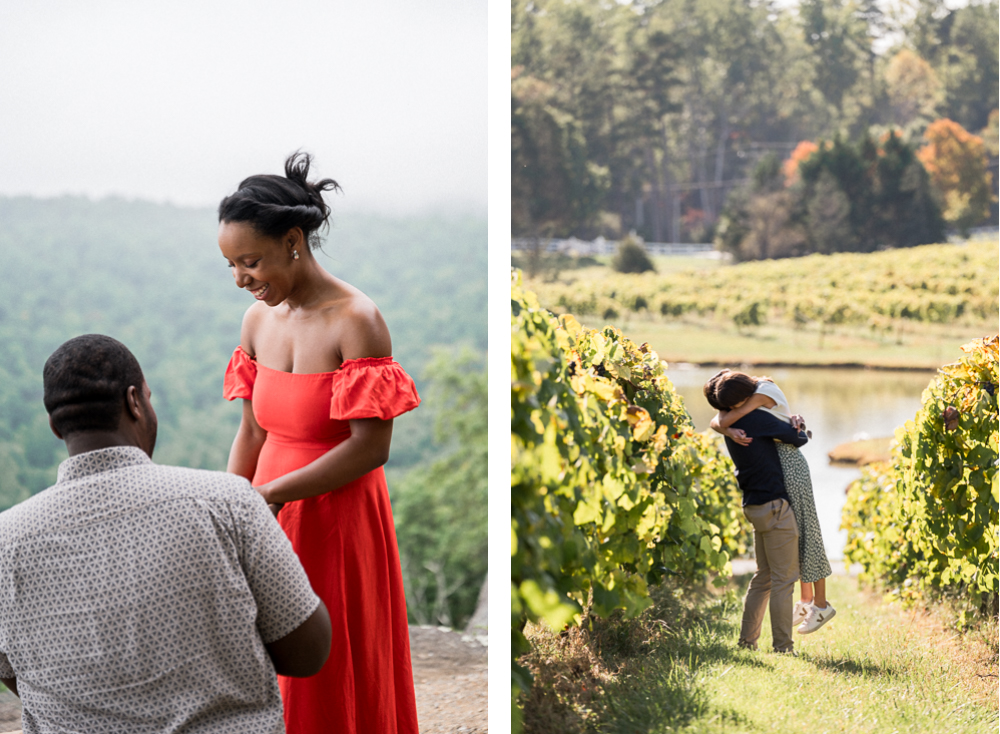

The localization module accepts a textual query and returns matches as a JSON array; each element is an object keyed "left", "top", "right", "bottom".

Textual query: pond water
[{"left": 667, "top": 365, "right": 937, "bottom": 560}]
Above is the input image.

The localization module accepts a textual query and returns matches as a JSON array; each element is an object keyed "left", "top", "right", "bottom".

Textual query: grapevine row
[
  {"left": 530, "top": 240, "right": 997, "bottom": 330},
  {"left": 511, "top": 271, "right": 751, "bottom": 722},
  {"left": 841, "top": 335, "right": 999, "bottom": 616}
]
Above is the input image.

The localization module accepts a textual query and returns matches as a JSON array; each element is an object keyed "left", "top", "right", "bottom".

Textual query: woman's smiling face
[{"left": 219, "top": 220, "right": 293, "bottom": 306}]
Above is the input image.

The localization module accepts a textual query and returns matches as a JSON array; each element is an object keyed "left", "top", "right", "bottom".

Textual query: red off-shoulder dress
[{"left": 224, "top": 347, "right": 420, "bottom": 734}]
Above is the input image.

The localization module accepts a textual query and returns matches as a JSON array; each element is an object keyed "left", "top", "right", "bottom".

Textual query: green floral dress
[
  {"left": 775, "top": 442, "right": 831, "bottom": 583},
  {"left": 756, "top": 380, "right": 831, "bottom": 584}
]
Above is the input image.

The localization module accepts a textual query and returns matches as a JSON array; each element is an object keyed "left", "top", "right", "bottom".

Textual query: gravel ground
[
  {"left": 0, "top": 626, "right": 488, "bottom": 734},
  {"left": 410, "top": 626, "right": 489, "bottom": 733},
  {"left": 0, "top": 692, "right": 18, "bottom": 734}
]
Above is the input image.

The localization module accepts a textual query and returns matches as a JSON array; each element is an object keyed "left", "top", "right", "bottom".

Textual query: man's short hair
[
  {"left": 703, "top": 369, "right": 727, "bottom": 411},
  {"left": 43, "top": 335, "right": 145, "bottom": 436}
]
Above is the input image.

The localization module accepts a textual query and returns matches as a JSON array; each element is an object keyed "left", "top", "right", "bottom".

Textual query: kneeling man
[{"left": 0, "top": 334, "right": 331, "bottom": 733}]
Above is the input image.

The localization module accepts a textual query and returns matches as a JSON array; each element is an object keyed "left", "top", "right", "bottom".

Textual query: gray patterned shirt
[{"left": 0, "top": 446, "right": 320, "bottom": 734}]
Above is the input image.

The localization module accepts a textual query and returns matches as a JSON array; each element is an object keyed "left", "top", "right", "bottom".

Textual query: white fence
[{"left": 511, "top": 237, "right": 717, "bottom": 257}]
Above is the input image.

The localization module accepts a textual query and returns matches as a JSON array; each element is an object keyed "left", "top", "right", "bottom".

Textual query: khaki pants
[{"left": 740, "top": 499, "right": 800, "bottom": 652}]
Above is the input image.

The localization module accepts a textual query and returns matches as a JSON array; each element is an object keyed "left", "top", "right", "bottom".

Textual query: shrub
[{"left": 612, "top": 236, "right": 655, "bottom": 274}]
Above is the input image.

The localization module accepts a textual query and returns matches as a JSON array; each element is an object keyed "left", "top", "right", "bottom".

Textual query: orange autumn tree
[
  {"left": 917, "top": 119, "right": 994, "bottom": 235},
  {"left": 782, "top": 141, "right": 819, "bottom": 186}
]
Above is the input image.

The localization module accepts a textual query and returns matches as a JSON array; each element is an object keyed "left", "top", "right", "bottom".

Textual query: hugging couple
[{"left": 704, "top": 369, "right": 837, "bottom": 654}]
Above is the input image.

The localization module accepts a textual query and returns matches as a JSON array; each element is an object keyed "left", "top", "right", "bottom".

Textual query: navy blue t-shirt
[{"left": 724, "top": 410, "right": 809, "bottom": 506}]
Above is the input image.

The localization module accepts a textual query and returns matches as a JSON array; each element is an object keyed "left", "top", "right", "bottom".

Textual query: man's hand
[
  {"left": 252, "top": 484, "right": 283, "bottom": 518},
  {"left": 725, "top": 427, "right": 752, "bottom": 446}
]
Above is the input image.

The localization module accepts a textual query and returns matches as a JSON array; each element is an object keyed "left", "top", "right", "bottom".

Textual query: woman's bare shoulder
[
  {"left": 239, "top": 302, "right": 270, "bottom": 355},
  {"left": 328, "top": 284, "right": 391, "bottom": 360}
]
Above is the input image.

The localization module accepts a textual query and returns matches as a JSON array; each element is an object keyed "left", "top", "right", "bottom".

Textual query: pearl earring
[{"left": 292, "top": 249, "right": 300, "bottom": 260}]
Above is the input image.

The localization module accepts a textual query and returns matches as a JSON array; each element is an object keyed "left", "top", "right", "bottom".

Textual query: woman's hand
[
  {"left": 254, "top": 484, "right": 285, "bottom": 517},
  {"left": 789, "top": 414, "right": 813, "bottom": 439},
  {"left": 257, "top": 417, "right": 394, "bottom": 505},
  {"left": 252, "top": 485, "right": 284, "bottom": 517},
  {"left": 725, "top": 427, "right": 752, "bottom": 446}
]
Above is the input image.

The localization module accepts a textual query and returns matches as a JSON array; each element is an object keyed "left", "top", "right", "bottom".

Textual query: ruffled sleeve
[
  {"left": 330, "top": 357, "right": 421, "bottom": 420},
  {"left": 223, "top": 347, "right": 258, "bottom": 401}
]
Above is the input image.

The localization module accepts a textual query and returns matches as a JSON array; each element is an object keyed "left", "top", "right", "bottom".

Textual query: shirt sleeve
[
  {"left": 0, "top": 652, "right": 13, "bottom": 679},
  {"left": 736, "top": 410, "right": 808, "bottom": 447},
  {"left": 235, "top": 490, "right": 320, "bottom": 644},
  {"left": 754, "top": 381, "right": 792, "bottom": 420}
]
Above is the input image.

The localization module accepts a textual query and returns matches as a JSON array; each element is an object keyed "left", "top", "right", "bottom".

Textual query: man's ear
[
  {"left": 48, "top": 415, "right": 63, "bottom": 440},
  {"left": 125, "top": 385, "right": 143, "bottom": 422}
]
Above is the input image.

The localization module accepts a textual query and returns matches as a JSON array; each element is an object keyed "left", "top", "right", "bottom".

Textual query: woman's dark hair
[
  {"left": 218, "top": 151, "right": 341, "bottom": 250},
  {"left": 43, "top": 334, "right": 146, "bottom": 436},
  {"left": 715, "top": 370, "right": 759, "bottom": 409}
]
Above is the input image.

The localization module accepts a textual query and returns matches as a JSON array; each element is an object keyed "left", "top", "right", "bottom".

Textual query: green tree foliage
[
  {"left": 842, "top": 335, "right": 999, "bottom": 618},
  {"left": 0, "top": 197, "right": 485, "bottom": 508},
  {"left": 716, "top": 154, "right": 808, "bottom": 261},
  {"left": 511, "top": 271, "right": 751, "bottom": 728},
  {"left": 801, "top": 131, "right": 944, "bottom": 251},
  {"left": 511, "top": 70, "right": 608, "bottom": 239},
  {"left": 392, "top": 349, "right": 487, "bottom": 630},
  {"left": 719, "top": 132, "right": 944, "bottom": 260},
  {"left": 799, "top": 0, "right": 872, "bottom": 113},
  {"left": 904, "top": 0, "right": 999, "bottom": 133},
  {"left": 511, "top": 0, "right": 996, "bottom": 244}
]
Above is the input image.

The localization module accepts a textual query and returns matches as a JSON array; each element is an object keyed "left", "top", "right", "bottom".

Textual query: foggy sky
[{"left": 0, "top": 0, "right": 486, "bottom": 214}]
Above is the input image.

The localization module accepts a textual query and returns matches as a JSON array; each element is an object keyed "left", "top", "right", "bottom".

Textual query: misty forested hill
[{"left": 0, "top": 196, "right": 486, "bottom": 508}]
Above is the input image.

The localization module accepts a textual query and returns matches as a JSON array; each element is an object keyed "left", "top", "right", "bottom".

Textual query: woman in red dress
[{"left": 218, "top": 152, "right": 420, "bottom": 734}]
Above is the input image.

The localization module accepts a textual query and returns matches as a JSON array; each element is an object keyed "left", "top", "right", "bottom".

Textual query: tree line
[{"left": 512, "top": 0, "right": 998, "bottom": 256}]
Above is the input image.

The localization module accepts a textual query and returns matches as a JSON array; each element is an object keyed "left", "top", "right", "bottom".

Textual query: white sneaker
[
  {"left": 792, "top": 600, "right": 812, "bottom": 627},
  {"left": 798, "top": 602, "right": 836, "bottom": 634}
]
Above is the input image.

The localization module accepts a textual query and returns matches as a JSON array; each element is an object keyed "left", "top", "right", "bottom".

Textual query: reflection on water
[{"left": 667, "top": 366, "right": 936, "bottom": 560}]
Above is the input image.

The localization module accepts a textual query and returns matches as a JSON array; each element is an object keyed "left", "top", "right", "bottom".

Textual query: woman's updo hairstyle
[{"left": 218, "top": 151, "right": 341, "bottom": 251}]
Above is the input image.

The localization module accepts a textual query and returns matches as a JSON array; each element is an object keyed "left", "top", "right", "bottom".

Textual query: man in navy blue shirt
[{"left": 709, "top": 389, "right": 809, "bottom": 653}]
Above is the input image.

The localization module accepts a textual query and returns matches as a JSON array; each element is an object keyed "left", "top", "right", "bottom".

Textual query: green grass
[
  {"left": 576, "top": 315, "right": 989, "bottom": 369},
  {"left": 522, "top": 575, "right": 998, "bottom": 734}
]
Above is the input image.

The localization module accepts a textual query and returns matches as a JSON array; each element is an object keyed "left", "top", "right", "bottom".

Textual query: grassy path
[{"left": 594, "top": 574, "right": 997, "bottom": 734}]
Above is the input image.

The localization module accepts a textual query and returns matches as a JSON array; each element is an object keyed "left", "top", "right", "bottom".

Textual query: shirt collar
[{"left": 57, "top": 446, "right": 153, "bottom": 484}]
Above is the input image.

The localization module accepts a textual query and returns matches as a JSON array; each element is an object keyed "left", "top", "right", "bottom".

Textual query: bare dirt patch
[
  {"left": 0, "top": 626, "right": 488, "bottom": 734},
  {"left": 0, "top": 692, "right": 19, "bottom": 734},
  {"left": 410, "top": 625, "right": 488, "bottom": 733}
]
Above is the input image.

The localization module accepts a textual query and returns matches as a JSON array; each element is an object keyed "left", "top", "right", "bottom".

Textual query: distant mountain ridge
[{"left": 0, "top": 196, "right": 486, "bottom": 507}]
